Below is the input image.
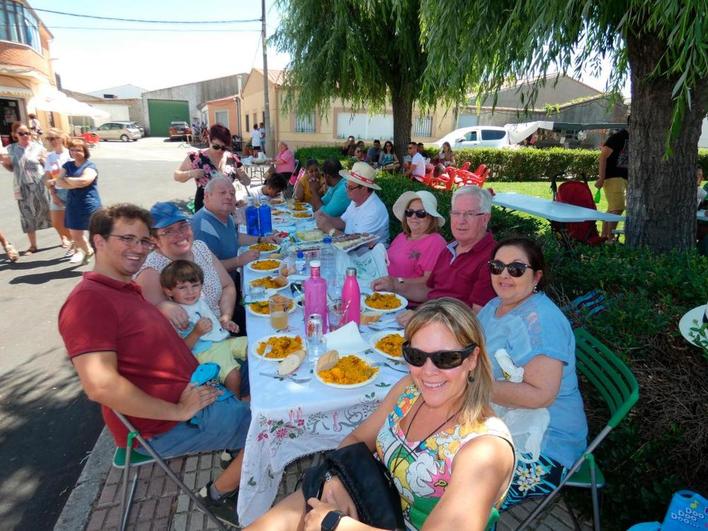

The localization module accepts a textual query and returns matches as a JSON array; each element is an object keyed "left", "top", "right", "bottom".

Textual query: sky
[{"left": 31, "top": 1, "right": 629, "bottom": 98}]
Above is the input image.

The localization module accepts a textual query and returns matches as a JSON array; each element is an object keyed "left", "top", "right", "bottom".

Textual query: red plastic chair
[
  {"left": 81, "top": 132, "right": 100, "bottom": 147},
  {"left": 455, "top": 164, "right": 490, "bottom": 187}
]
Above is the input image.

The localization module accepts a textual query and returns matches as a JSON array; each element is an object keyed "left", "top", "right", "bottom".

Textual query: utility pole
[{"left": 261, "top": 0, "right": 274, "bottom": 156}]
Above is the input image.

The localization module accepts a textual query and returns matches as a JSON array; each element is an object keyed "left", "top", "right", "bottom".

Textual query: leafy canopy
[{"left": 273, "top": 0, "right": 425, "bottom": 116}]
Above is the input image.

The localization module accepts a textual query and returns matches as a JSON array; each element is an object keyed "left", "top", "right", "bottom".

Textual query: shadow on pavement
[
  {"left": 0, "top": 356, "right": 103, "bottom": 530},
  {"left": 9, "top": 266, "right": 84, "bottom": 285}
]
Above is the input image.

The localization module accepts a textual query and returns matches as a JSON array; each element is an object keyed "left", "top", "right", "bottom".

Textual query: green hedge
[{"left": 294, "top": 146, "right": 347, "bottom": 167}]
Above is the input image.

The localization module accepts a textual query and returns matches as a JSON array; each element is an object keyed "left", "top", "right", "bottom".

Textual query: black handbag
[{"left": 302, "top": 442, "right": 405, "bottom": 530}]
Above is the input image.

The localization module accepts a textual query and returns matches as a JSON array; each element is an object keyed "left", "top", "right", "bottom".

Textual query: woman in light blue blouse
[{"left": 477, "top": 236, "right": 587, "bottom": 508}]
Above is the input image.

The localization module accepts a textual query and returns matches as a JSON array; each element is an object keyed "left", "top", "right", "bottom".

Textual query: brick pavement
[{"left": 81, "top": 447, "right": 591, "bottom": 531}]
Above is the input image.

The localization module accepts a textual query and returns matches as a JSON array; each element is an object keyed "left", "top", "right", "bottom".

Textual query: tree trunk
[
  {"left": 625, "top": 30, "right": 707, "bottom": 252},
  {"left": 391, "top": 87, "right": 414, "bottom": 165}
]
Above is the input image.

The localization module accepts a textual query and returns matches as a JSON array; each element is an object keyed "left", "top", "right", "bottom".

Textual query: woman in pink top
[
  {"left": 373, "top": 190, "right": 447, "bottom": 291},
  {"left": 273, "top": 141, "right": 295, "bottom": 176}
]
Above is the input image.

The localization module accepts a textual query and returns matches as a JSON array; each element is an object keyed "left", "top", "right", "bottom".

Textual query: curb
[{"left": 53, "top": 427, "right": 115, "bottom": 531}]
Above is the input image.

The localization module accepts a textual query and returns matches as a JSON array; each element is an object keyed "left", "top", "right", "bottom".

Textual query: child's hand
[
  {"left": 194, "top": 317, "right": 212, "bottom": 335},
  {"left": 220, "top": 317, "right": 239, "bottom": 333}
]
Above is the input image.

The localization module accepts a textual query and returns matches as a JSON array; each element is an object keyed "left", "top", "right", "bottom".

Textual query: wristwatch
[{"left": 321, "top": 510, "right": 345, "bottom": 531}]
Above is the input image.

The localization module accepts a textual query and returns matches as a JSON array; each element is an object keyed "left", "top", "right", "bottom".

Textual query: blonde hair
[
  {"left": 46, "top": 128, "right": 69, "bottom": 148},
  {"left": 405, "top": 297, "right": 493, "bottom": 426}
]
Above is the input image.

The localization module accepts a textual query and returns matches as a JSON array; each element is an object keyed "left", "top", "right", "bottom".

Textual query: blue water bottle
[
  {"left": 245, "top": 198, "right": 259, "bottom": 236},
  {"left": 258, "top": 202, "right": 272, "bottom": 236}
]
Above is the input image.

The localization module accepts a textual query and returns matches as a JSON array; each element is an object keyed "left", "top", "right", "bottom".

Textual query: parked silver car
[{"left": 94, "top": 121, "right": 141, "bottom": 142}]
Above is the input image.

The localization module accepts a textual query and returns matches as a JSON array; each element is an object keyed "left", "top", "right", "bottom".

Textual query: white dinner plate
[
  {"left": 248, "top": 242, "right": 280, "bottom": 255},
  {"left": 369, "top": 330, "right": 406, "bottom": 362},
  {"left": 362, "top": 292, "right": 408, "bottom": 314},
  {"left": 678, "top": 305, "right": 707, "bottom": 347},
  {"left": 314, "top": 354, "right": 379, "bottom": 389},
  {"left": 252, "top": 333, "right": 305, "bottom": 362},
  {"left": 247, "top": 276, "right": 291, "bottom": 296},
  {"left": 246, "top": 298, "right": 298, "bottom": 318},
  {"left": 247, "top": 259, "right": 282, "bottom": 274}
]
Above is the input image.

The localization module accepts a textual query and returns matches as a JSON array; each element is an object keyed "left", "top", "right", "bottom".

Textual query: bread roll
[
  {"left": 277, "top": 350, "right": 307, "bottom": 376},
  {"left": 316, "top": 350, "right": 339, "bottom": 372}
]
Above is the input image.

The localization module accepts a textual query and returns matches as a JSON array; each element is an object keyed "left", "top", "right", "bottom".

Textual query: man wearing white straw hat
[{"left": 315, "top": 161, "right": 390, "bottom": 244}]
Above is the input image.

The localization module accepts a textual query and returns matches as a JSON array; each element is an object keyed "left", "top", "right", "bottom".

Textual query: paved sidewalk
[{"left": 55, "top": 429, "right": 591, "bottom": 531}]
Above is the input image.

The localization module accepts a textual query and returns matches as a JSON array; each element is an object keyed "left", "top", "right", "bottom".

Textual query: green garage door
[{"left": 147, "top": 99, "right": 190, "bottom": 136}]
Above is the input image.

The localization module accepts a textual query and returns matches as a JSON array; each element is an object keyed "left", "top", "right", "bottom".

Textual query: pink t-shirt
[
  {"left": 275, "top": 148, "right": 295, "bottom": 174},
  {"left": 387, "top": 232, "right": 447, "bottom": 279}
]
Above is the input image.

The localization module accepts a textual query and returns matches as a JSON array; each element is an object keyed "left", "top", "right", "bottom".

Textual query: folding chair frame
[
  {"left": 113, "top": 411, "right": 227, "bottom": 531},
  {"left": 516, "top": 329, "right": 639, "bottom": 531}
]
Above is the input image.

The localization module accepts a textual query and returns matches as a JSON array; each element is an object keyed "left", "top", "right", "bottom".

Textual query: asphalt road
[{"left": 0, "top": 138, "right": 196, "bottom": 530}]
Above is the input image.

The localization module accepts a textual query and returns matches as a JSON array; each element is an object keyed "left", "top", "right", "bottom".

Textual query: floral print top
[
  {"left": 188, "top": 150, "right": 245, "bottom": 189},
  {"left": 376, "top": 384, "right": 514, "bottom": 530}
]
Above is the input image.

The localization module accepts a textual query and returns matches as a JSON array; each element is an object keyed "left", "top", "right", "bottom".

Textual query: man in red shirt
[
  {"left": 58, "top": 204, "right": 248, "bottom": 526},
  {"left": 373, "top": 186, "right": 496, "bottom": 326}
]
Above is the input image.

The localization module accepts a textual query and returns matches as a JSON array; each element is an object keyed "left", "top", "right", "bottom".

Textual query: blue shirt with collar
[{"left": 190, "top": 207, "right": 238, "bottom": 260}]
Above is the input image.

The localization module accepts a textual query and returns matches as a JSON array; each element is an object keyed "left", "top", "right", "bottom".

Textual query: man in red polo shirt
[
  {"left": 373, "top": 186, "right": 496, "bottom": 325},
  {"left": 58, "top": 204, "right": 248, "bottom": 526}
]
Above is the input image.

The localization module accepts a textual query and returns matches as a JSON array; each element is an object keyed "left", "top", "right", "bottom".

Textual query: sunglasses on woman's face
[
  {"left": 17, "top": 131, "right": 31, "bottom": 137},
  {"left": 211, "top": 144, "right": 227, "bottom": 151},
  {"left": 404, "top": 208, "right": 428, "bottom": 219},
  {"left": 488, "top": 259, "right": 531, "bottom": 277},
  {"left": 402, "top": 341, "right": 477, "bottom": 370}
]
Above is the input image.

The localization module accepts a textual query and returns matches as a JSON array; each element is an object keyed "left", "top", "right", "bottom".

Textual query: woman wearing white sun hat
[
  {"left": 314, "top": 161, "right": 390, "bottom": 244},
  {"left": 372, "top": 190, "right": 447, "bottom": 292}
]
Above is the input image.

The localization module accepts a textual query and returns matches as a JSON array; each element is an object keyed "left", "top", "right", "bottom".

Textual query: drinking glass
[
  {"left": 269, "top": 295, "right": 290, "bottom": 331},
  {"left": 328, "top": 299, "right": 346, "bottom": 332}
]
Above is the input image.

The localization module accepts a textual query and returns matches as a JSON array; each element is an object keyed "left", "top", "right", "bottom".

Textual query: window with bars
[
  {"left": 0, "top": 0, "right": 41, "bottom": 54},
  {"left": 412, "top": 116, "right": 432, "bottom": 138},
  {"left": 295, "top": 112, "right": 316, "bottom": 133},
  {"left": 245, "top": 114, "right": 250, "bottom": 132}
]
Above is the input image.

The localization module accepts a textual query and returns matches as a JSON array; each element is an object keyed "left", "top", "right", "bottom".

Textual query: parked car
[
  {"left": 434, "top": 126, "right": 511, "bottom": 149},
  {"left": 169, "top": 121, "right": 192, "bottom": 141},
  {"left": 93, "top": 121, "right": 141, "bottom": 142}
]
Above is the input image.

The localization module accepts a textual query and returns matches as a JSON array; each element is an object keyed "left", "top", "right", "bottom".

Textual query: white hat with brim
[
  {"left": 392, "top": 190, "right": 446, "bottom": 228},
  {"left": 339, "top": 161, "right": 381, "bottom": 191}
]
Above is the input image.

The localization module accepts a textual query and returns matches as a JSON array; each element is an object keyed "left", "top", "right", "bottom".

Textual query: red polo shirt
[
  {"left": 426, "top": 232, "right": 496, "bottom": 308},
  {"left": 58, "top": 272, "right": 198, "bottom": 446}
]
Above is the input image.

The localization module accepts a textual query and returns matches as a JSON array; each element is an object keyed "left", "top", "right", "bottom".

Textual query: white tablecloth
[
  {"left": 493, "top": 192, "right": 625, "bottom": 222},
  {"left": 236, "top": 249, "right": 406, "bottom": 525}
]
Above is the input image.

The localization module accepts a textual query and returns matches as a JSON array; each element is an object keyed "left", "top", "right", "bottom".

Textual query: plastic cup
[
  {"left": 269, "top": 296, "right": 289, "bottom": 331},
  {"left": 328, "top": 299, "right": 346, "bottom": 332}
]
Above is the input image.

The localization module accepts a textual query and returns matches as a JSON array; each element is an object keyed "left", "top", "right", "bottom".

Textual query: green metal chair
[
  {"left": 517, "top": 328, "right": 639, "bottom": 531},
  {"left": 112, "top": 411, "right": 227, "bottom": 531}
]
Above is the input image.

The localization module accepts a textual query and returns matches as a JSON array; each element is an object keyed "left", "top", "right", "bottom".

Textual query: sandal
[
  {"left": 22, "top": 246, "right": 38, "bottom": 256},
  {"left": 4, "top": 243, "right": 19, "bottom": 262}
]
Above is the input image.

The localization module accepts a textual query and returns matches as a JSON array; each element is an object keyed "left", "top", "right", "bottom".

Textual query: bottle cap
[
  {"left": 310, "top": 260, "right": 321, "bottom": 268},
  {"left": 346, "top": 267, "right": 357, "bottom": 276},
  {"left": 323, "top": 236, "right": 333, "bottom": 244},
  {"left": 297, "top": 251, "right": 304, "bottom": 258}
]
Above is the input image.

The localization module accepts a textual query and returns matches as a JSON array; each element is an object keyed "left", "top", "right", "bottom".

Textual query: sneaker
[
  {"left": 196, "top": 481, "right": 239, "bottom": 528},
  {"left": 69, "top": 250, "right": 85, "bottom": 264}
]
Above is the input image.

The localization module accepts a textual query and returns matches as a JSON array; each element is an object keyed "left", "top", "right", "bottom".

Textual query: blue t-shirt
[
  {"left": 190, "top": 208, "right": 238, "bottom": 260},
  {"left": 477, "top": 293, "right": 587, "bottom": 467},
  {"left": 320, "top": 178, "right": 350, "bottom": 217}
]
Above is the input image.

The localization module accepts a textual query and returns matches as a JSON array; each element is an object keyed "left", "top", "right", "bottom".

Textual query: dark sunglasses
[
  {"left": 211, "top": 144, "right": 228, "bottom": 151},
  {"left": 17, "top": 131, "right": 31, "bottom": 136},
  {"left": 46, "top": 136, "right": 59, "bottom": 140},
  {"left": 488, "top": 259, "right": 531, "bottom": 277},
  {"left": 402, "top": 341, "right": 477, "bottom": 370},
  {"left": 404, "top": 208, "right": 428, "bottom": 219}
]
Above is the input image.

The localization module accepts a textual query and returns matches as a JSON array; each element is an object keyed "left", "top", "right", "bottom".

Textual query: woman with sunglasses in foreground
[
  {"left": 173, "top": 124, "right": 250, "bottom": 212},
  {"left": 246, "top": 298, "right": 515, "bottom": 531},
  {"left": 477, "top": 237, "right": 587, "bottom": 508},
  {"left": 372, "top": 191, "right": 447, "bottom": 293}
]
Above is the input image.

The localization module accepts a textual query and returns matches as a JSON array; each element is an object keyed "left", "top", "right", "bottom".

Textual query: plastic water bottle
[
  {"left": 304, "top": 260, "right": 328, "bottom": 331},
  {"left": 319, "top": 236, "right": 337, "bottom": 297},
  {"left": 258, "top": 202, "right": 272, "bottom": 236},
  {"left": 245, "top": 198, "right": 259, "bottom": 236},
  {"left": 340, "top": 267, "right": 361, "bottom": 327},
  {"left": 295, "top": 251, "right": 306, "bottom": 275}
]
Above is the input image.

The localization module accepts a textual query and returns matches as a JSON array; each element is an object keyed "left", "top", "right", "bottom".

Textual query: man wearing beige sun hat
[{"left": 314, "top": 161, "right": 390, "bottom": 244}]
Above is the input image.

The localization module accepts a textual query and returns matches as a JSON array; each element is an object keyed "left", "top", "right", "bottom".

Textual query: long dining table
[{"left": 235, "top": 215, "right": 407, "bottom": 526}]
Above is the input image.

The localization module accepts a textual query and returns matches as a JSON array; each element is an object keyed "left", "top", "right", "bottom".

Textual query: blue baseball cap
[{"left": 150, "top": 202, "right": 189, "bottom": 229}]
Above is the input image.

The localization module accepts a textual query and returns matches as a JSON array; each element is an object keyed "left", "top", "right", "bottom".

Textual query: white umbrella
[{"left": 29, "top": 88, "right": 110, "bottom": 119}]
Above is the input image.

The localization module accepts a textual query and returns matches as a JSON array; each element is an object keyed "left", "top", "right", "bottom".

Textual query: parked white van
[{"left": 434, "top": 126, "right": 511, "bottom": 149}]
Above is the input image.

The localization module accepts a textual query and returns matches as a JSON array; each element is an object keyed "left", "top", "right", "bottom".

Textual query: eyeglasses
[
  {"left": 211, "top": 144, "right": 227, "bottom": 151},
  {"left": 17, "top": 131, "right": 30, "bottom": 137},
  {"left": 402, "top": 341, "right": 477, "bottom": 370},
  {"left": 157, "top": 221, "right": 191, "bottom": 238},
  {"left": 450, "top": 210, "right": 487, "bottom": 220},
  {"left": 46, "top": 136, "right": 59, "bottom": 141},
  {"left": 404, "top": 208, "right": 428, "bottom": 219},
  {"left": 488, "top": 259, "right": 531, "bottom": 277},
  {"left": 108, "top": 234, "right": 155, "bottom": 250},
  {"left": 69, "top": 147, "right": 83, "bottom": 152}
]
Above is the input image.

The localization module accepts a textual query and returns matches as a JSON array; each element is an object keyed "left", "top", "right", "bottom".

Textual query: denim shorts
[{"left": 136, "top": 396, "right": 251, "bottom": 458}]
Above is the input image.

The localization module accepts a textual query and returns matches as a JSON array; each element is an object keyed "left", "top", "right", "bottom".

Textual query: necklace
[{"left": 390, "top": 398, "right": 463, "bottom": 477}]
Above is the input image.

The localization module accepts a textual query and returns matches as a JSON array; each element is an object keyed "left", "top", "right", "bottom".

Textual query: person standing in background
[
  {"left": 251, "top": 123, "right": 261, "bottom": 154},
  {"left": 43, "top": 128, "right": 73, "bottom": 253},
  {"left": 596, "top": 120, "right": 629, "bottom": 241}
]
